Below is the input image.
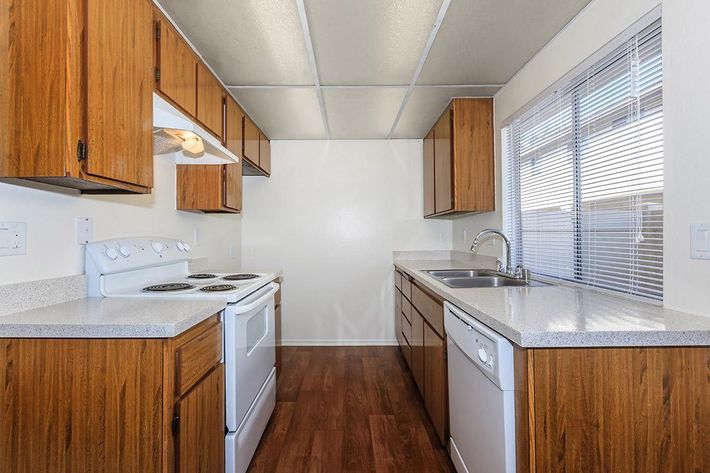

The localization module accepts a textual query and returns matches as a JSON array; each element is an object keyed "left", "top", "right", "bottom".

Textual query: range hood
[{"left": 153, "top": 93, "right": 238, "bottom": 165}]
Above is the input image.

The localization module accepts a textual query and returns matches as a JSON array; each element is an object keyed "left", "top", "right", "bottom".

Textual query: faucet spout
[{"left": 471, "top": 229, "right": 513, "bottom": 275}]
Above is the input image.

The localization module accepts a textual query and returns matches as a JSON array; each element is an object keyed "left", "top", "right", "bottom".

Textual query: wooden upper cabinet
[
  {"left": 225, "top": 96, "right": 244, "bottom": 158},
  {"left": 424, "top": 98, "right": 494, "bottom": 217},
  {"left": 196, "top": 63, "right": 225, "bottom": 139},
  {"left": 259, "top": 132, "right": 271, "bottom": 175},
  {"left": 155, "top": 15, "right": 197, "bottom": 117},
  {"left": 243, "top": 115, "right": 260, "bottom": 167},
  {"left": 423, "top": 130, "right": 436, "bottom": 216},
  {"left": 85, "top": 0, "right": 154, "bottom": 189},
  {"left": 0, "top": 0, "right": 154, "bottom": 193},
  {"left": 434, "top": 110, "right": 453, "bottom": 214},
  {"left": 176, "top": 163, "right": 241, "bottom": 214}
]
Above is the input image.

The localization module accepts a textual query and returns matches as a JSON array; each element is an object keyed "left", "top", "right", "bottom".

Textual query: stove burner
[
  {"left": 187, "top": 273, "right": 218, "bottom": 280},
  {"left": 200, "top": 284, "right": 237, "bottom": 293},
  {"left": 222, "top": 274, "right": 259, "bottom": 281},
  {"left": 142, "top": 283, "right": 195, "bottom": 292}
]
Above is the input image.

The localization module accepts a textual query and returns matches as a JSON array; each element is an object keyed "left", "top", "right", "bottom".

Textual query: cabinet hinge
[
  {"left": 155, "top": 21, "right": 161, "bottom": 41},
  {"left": 171, "top": 414, "right": 180, "bottom": 435},
  {"left": 154, "top": 67, "right": 161, "bottom": 83},
  {"left": 76, "top": 140, "right": 87, "bottom": 162}
]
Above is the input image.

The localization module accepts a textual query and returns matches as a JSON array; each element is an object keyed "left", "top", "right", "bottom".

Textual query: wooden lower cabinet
[
  {"left": 423, "top": 323, "right": 447, "bottom": 444},
  {"left": 394, "top": 269, "right": 449, "bottom": 446},
  {"left": 0, "top": 315, "right": 225, "bottom": 473},
  {"left": 515, "top": 346, "right": 710, "bottom": 473},
  {"left": 275, "top": 279, "right": 283, "bottom": 380}
]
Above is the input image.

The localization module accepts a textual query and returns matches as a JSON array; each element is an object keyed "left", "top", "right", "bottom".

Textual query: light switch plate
[
  {"left": 76, "top": 217, "right": 93, "bottom": 245},
  {"left": 690, "top": 223, "right": 710, "bottom": 259},
  {"left": 0, "top": 222, "right": 27, "bottom": 256}
]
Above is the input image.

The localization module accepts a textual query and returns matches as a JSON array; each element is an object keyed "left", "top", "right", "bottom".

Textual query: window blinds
[{"left": 503, "top": 19, "right": 663, "bottom": 300}]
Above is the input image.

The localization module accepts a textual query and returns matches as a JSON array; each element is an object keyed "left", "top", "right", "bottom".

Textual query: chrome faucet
[
  {"left": 471, "top": 229, "right": 513, "bottom": 275},
  {"left": 471, "top": 229, "right": 530, "bottom": 282}
]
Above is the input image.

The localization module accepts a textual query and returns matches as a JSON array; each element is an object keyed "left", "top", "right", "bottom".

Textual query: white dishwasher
[{"left": 444, "top": 302, "right": 516, "bottom": 473}]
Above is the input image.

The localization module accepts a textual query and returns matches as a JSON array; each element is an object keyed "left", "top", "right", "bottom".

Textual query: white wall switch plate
[
  {"left": 76, "top": 217, "right": 93, "bottom": 245},
  {"left": 690, "top": 223, "right": 710, "bottom": 259},
  {"left": 0, "top": 222, "right": 27, "bottom": 256}
]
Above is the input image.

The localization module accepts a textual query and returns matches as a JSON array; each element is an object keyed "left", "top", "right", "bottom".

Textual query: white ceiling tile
[
  {"left": 305, "top": 0, "right": 443, "bottom": 85},
  {"left": 418, "top": 0, "right": 593, "bottom": 85},
  {"left": 230, "top": 88, "right": 326, "bottom": 139},
  {"left": 157, "top": 0, "right": 313, "bottom": 86},
  {"left": 323, "top": 88, "right": 407, "bottom": 139},
  {"left": 391, "top": 86, "right": 500, "bottom": 138}
]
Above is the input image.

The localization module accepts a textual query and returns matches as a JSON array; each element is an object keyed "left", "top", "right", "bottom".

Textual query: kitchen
[{"left": 0, "top": 0, "right": 708, "bottom": 472}]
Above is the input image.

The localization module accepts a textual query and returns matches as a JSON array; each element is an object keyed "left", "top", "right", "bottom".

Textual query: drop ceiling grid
[{"left": 158, "top": 0, "right": 593, "bottom": 139}]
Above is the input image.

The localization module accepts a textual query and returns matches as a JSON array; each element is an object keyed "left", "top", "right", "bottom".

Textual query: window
[{"left": 503, "top": 19, "right": 663, "bottom": 300}]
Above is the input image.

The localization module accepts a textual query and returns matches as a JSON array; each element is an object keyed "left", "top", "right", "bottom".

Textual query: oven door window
[{"left": 246, "top": 306, "right": 268, "bottom": 354}]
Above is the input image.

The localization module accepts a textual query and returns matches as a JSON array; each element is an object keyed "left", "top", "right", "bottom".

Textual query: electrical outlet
[
  {"left": 76, "top": 217, "right": 93, "bottom": 245},
  {"left": 0, "top": 222, "right": 26, "bottom": 256}
]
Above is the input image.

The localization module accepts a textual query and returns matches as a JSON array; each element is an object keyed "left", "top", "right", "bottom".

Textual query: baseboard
[{"left": 280, "top": 339, "right": 399, "bottom": 347}]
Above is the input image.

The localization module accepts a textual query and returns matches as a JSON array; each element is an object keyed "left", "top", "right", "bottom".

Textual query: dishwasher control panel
[{"left": 444, "top": 301, "right": 514, "bottom": 390}]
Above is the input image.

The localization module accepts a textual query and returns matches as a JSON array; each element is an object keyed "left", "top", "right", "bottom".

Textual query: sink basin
[
  {"left": 425, "top": 269, "right": 498, "bottom": 278},
  {"left": 424, "top": 269, "right": 552, "bottom": 288}
]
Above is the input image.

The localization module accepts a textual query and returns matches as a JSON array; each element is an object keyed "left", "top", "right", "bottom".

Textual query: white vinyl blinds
[{"left": 503, "top": 19, "right": 663, "bottom": 300}]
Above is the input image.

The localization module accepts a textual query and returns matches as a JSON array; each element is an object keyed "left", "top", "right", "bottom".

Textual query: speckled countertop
[
  {"left": 0, "top": 297, "right": 228, "bottom": 338},
  {"left": 394, "top": 259, "right": 710, "bottom": 348}
]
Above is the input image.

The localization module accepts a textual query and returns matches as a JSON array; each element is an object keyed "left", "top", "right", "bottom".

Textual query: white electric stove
[{"left": 85, "top": 237, "right": 277, "bottom": 473}]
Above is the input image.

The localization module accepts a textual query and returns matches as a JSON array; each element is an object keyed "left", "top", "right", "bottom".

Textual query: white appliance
[
  {"left": 85, "top": 237, "right": 277, "bottom": 473},
  {"left": 444, "top": 302, "right": 516, "bottom": 473}
]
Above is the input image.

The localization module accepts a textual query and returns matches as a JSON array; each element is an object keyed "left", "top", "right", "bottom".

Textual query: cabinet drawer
[
  {"left": 175, "top": 320, "right": 222, "bottom": 396},
  {"left": 395, "top": 271, "right": 402, "bottom": 290},
  {"left": 401, "top": 275, "right": 412, "bottom": 301},
  {"left": 412, "top": 283, "right": 444, "bottom": 337},
  {"left": 401, "top": 297, "right": 412, "bottom": 324},
  {"left": 401, "top": 312, "right": 412, "bottom": 344}
]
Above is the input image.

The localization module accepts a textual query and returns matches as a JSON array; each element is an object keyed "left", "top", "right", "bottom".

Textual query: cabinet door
[
  {"left": 259, "top": 132, "right": 271, "bottom": 175},
  {"left": 424, "top": 323, "right": 447, "bottom": 445},
  {"left": 411, "top": 310, "right": 425, "bottom": 395},
  {"left": 434, "top": 111, "right": 453, "bottom": 214},
  {"left": 223, "top": 163, "right": 242, "bottom": 212},
  {"left": 395, "top": 290, "right": 403, "bottom": 346},
  {"left": 196, "top": 63, "right": 224, "bottom": 139},
  {"left": 423, "top": 130, "right": 436, "bottom": 216},
  {"left": 243, "top": 116, "right": 260, "bottom": 166},
  {"left": 157, "top": 19, "right": 197, "bottom": 116},
  {"left": 175, "top": 365, "right": 225, "bottom": 473},
  {"left": 225, "top": 97, "right": 244, "bottom": 157},
  {"left": 85, "top": 0, "right": 154, "bottom": 188}
]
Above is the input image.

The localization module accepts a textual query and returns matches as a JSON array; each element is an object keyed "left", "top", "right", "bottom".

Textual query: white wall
[
  {"left": 452, "top": 0, "right": 710, "bottom": 316},
  {"left": 241, "top": 140, "right": 452, "bottom": 345},
  {"left": 0, "top": 154, "right": 241, "bottom": 285}
]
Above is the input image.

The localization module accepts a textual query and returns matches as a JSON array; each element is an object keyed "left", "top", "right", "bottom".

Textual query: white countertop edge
[{"left": 394, "top": 260, "right": 710, "bottom": 348}]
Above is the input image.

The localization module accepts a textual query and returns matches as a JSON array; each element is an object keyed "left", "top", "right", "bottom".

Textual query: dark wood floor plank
[{"left": 248, "top": 347, "right": 455, "bottom": 473}]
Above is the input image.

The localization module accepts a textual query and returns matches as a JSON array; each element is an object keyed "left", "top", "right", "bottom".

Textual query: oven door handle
[{"left": 233, "top": 282, "right": 280, "bottom": 315}]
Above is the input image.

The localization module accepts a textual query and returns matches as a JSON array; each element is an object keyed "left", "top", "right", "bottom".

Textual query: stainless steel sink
[{"left": 424, "top": 269, "right": 551, "bottom": 288}]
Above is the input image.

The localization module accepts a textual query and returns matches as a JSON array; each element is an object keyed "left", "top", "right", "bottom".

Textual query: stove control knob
[
  {"left": 477, "top": 347, "right": 488, "bottom": 364},
  {"left": 104, "top": 247, "right": 119, "bottom": 261},
  {"left": 182, "top": 242, "right": 191, "bottom": 252},
  {"left": 119, "top": 246, "right": 132, "bottom": 258},
  {"left": 176, "top": 242, "right": 186, "bottom": 252},
  {"left": 151, "top": 241, "right": 165, "bottom": 254}
]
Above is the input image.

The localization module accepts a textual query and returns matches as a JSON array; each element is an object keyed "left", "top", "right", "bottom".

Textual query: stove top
[{"left": 142, "top": 283, "right": 196, "bottom": 292}]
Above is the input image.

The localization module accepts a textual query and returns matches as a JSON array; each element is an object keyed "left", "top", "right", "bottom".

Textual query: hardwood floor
[{"left": 248, "top": 346, "right": 456, "bottom": 473}]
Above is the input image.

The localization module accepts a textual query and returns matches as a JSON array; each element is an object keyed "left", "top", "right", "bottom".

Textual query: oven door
[{"left": 225, "top": 282, "right": 278, "bottom": 432}]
